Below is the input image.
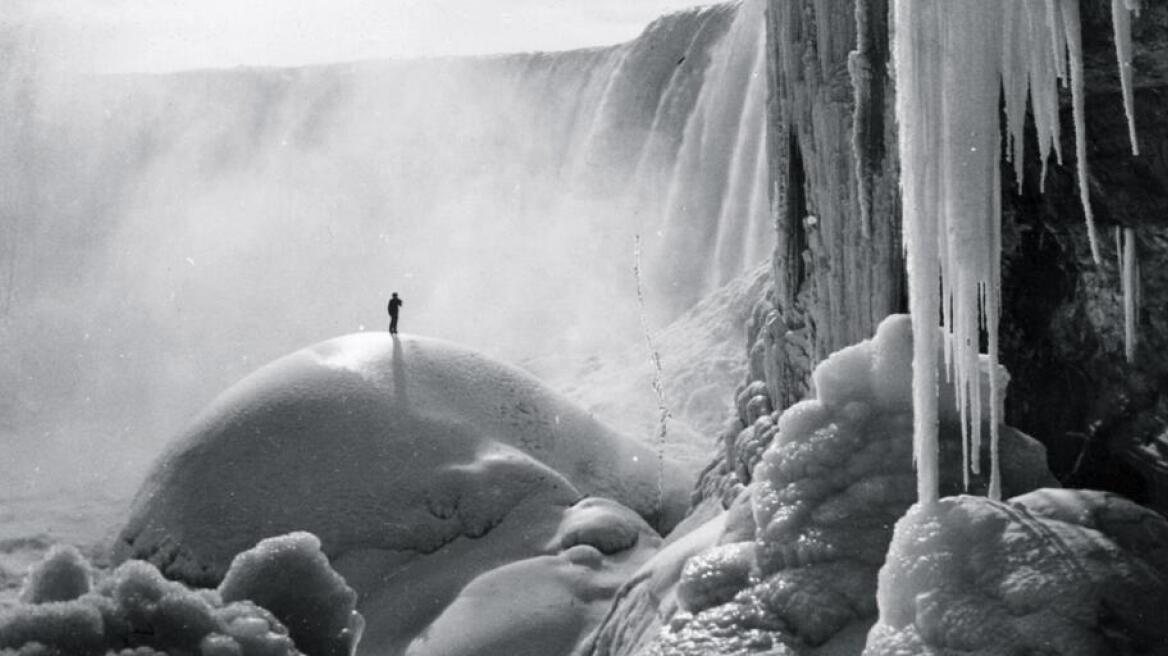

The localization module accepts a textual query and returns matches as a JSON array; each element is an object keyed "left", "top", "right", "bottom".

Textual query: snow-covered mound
[
  {"left": 600, "top": 314, "right": 1057, "bottom": 655},
  {"left": 0, "top": 532, "right": 360, "bottom": 656},
  {"left": 867, "top": 489, "right": 1168, "bottom": 655},
  {"left": 116, "top": 333, "right": 693, "bottom": 586}
]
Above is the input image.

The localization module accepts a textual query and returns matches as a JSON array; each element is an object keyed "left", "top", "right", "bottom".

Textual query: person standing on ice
[{"left": 387, "top": 292, "right": 403, "bottom": 334}]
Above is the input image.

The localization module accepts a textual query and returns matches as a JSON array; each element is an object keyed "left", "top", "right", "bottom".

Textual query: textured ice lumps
[
  {"left": 219, "top": 533, "right": 362, "bottom": 656},
  {"left": 866, "top": 490, "right": 1168, "bottom": 655},
  {"left": 17, "top": 545, "right": 93, "bottom": 605},
  {"left": 654, "top": 315, "right": 1056, "bottom": 654},
  {"left": 0, "top": 532, "right": 362, "bottom": 656}
]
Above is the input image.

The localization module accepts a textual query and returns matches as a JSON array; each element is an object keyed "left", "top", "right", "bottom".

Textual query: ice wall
[{"left": 0, "top": 1, "right": 770, "bottom": 487}]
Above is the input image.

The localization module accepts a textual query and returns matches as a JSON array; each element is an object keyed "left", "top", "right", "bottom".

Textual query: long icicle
[
  {"left": 892, "top": 0, "right": 1141, "bottom": 504},
  {"left": 1061, "top": 0, "right": 1102, "bottom": 265},
  {"left": 1112, "top": 0, "right": 1140, "bottom": 155}
]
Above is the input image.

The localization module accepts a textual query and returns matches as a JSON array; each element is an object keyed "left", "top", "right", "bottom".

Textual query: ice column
[{"left": 891, "top": 0, "right": 1140, "bottom": 505}]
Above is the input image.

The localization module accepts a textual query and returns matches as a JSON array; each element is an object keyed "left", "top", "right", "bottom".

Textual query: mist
[{"left": 0, "top": 1, "right": 769, "bottom": 497}]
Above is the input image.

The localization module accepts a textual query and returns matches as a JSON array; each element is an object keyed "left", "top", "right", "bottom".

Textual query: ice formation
[
  {"left": 646, "top": 315, "right": 1056, "bottom": 654},
  {"left": 16, "top": 546, "right": 92, "bottom": 605},
  {"left": 116, "top": 333, "right": 693, "bottom": 586},
  {"left": 0, "top": 532, "right": 362, "bottom": 656},
  {"left": 218, "top": 533, "right": 362, "bottom": 656},
  {"left": 892, "top": 0, "right": 1142, "bottom": 504},
  {"left": 867, "top": 489, "right": 1168, "bottom": 654}
]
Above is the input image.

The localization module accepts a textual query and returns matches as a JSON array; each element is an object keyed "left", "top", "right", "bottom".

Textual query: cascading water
[{"left": 0, "top": 1, "right": 769, "bottom": 484}]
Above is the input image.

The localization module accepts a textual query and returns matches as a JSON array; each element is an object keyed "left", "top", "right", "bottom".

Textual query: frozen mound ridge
[
  {"left": 867, "top": 489, "right": 1168, "bottom": 655},
  {"left": 115, "top": 333, "right": 694, "bottom": 587}
]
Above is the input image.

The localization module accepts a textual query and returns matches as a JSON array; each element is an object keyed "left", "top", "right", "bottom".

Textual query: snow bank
[
  {"left": 867, "top": 489, "right": 1168, "bottom": 654},
  {"left": 117, "top": 333, "right": 693, "bottom": 587},
  {"left": 0, "top": 532, "right": 361, "bottom": 656},
  {"left": 650, "top": 315, "right": 1056, "bottom": 653}
]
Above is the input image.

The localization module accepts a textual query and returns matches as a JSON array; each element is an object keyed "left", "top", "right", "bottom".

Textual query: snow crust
[
  {"left": 867, "top": 489, "right": 1168, "bottom": 654},
  {"left": 1, "top": 531, "right": 360, "bottom": 656},
  {"left": 892, "top": 0, "right": 1142, "bottom": 505}
]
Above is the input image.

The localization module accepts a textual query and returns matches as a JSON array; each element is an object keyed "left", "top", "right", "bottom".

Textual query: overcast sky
[{"left": 12, "top": 0, "right": 710, "bottom": 73}]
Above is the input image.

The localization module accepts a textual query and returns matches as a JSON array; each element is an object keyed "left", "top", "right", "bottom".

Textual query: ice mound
[
  {"left": 650, "top": 315, "right": 1056, "bottom": 654},
  {"left": 116, "top": 333, "right": 693, "bottom": 587},
  {"left": 0, "top": 531, "right": 361, "bottom": 656},
  {"left": 866, "top": 490, "right": 1168, "bottom": 655}
]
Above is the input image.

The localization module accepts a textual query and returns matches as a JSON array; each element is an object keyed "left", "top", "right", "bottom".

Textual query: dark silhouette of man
[{"left": 387, "top": 293, "right": 403, "bottom": 334}]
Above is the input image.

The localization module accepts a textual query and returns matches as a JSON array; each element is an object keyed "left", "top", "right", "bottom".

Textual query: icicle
[
  {"left": 1025, "top": 0, "right": 1062, "bottom": 190},
  {"left": 894, "top": 0, "right": 941, "bottom": 506},
  {"left": 1046, "top": 0, "right": 1069, "bottom": 83},
  {"left": 1122, "top": 227, "right": 1138, "bottom": 363},
  {"left": 1112, "top": 0, "right": 1140, "bottom": 155},
  {"left": 1001, "top": 1, "right": 1030, "bottom": 188},
  {"left": 1061, "top": 0, "right": 1103, "bottom": 265},
  {"left": 893, "top": 0, "right": 1141, "bottom": 504},
  {"left": 850, "top": 0, "right": 879, "bottom": 237}
]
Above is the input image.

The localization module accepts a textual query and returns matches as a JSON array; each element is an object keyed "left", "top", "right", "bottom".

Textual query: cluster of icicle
[{"left": 892, "top": 0, "right": 1141, "bottom": 506}]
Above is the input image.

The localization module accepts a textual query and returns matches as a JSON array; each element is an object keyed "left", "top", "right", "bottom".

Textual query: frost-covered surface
[
  {"left": 0, "top": 531, "right": 360, "bottom": 656},
  {"left": 866, "top": 489, "right": 1168, "bottom": 655},
  {"left": 619, "top": 315, "right": 1056, "bottom": 655}
]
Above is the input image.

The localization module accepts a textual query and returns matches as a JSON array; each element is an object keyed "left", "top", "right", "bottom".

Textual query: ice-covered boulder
[
  {"left": 866, "top": 489, "right": 1168, "bottom": 655},
  {"left": 116, "top": 333, "right": 693, "bottom": 586}
]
